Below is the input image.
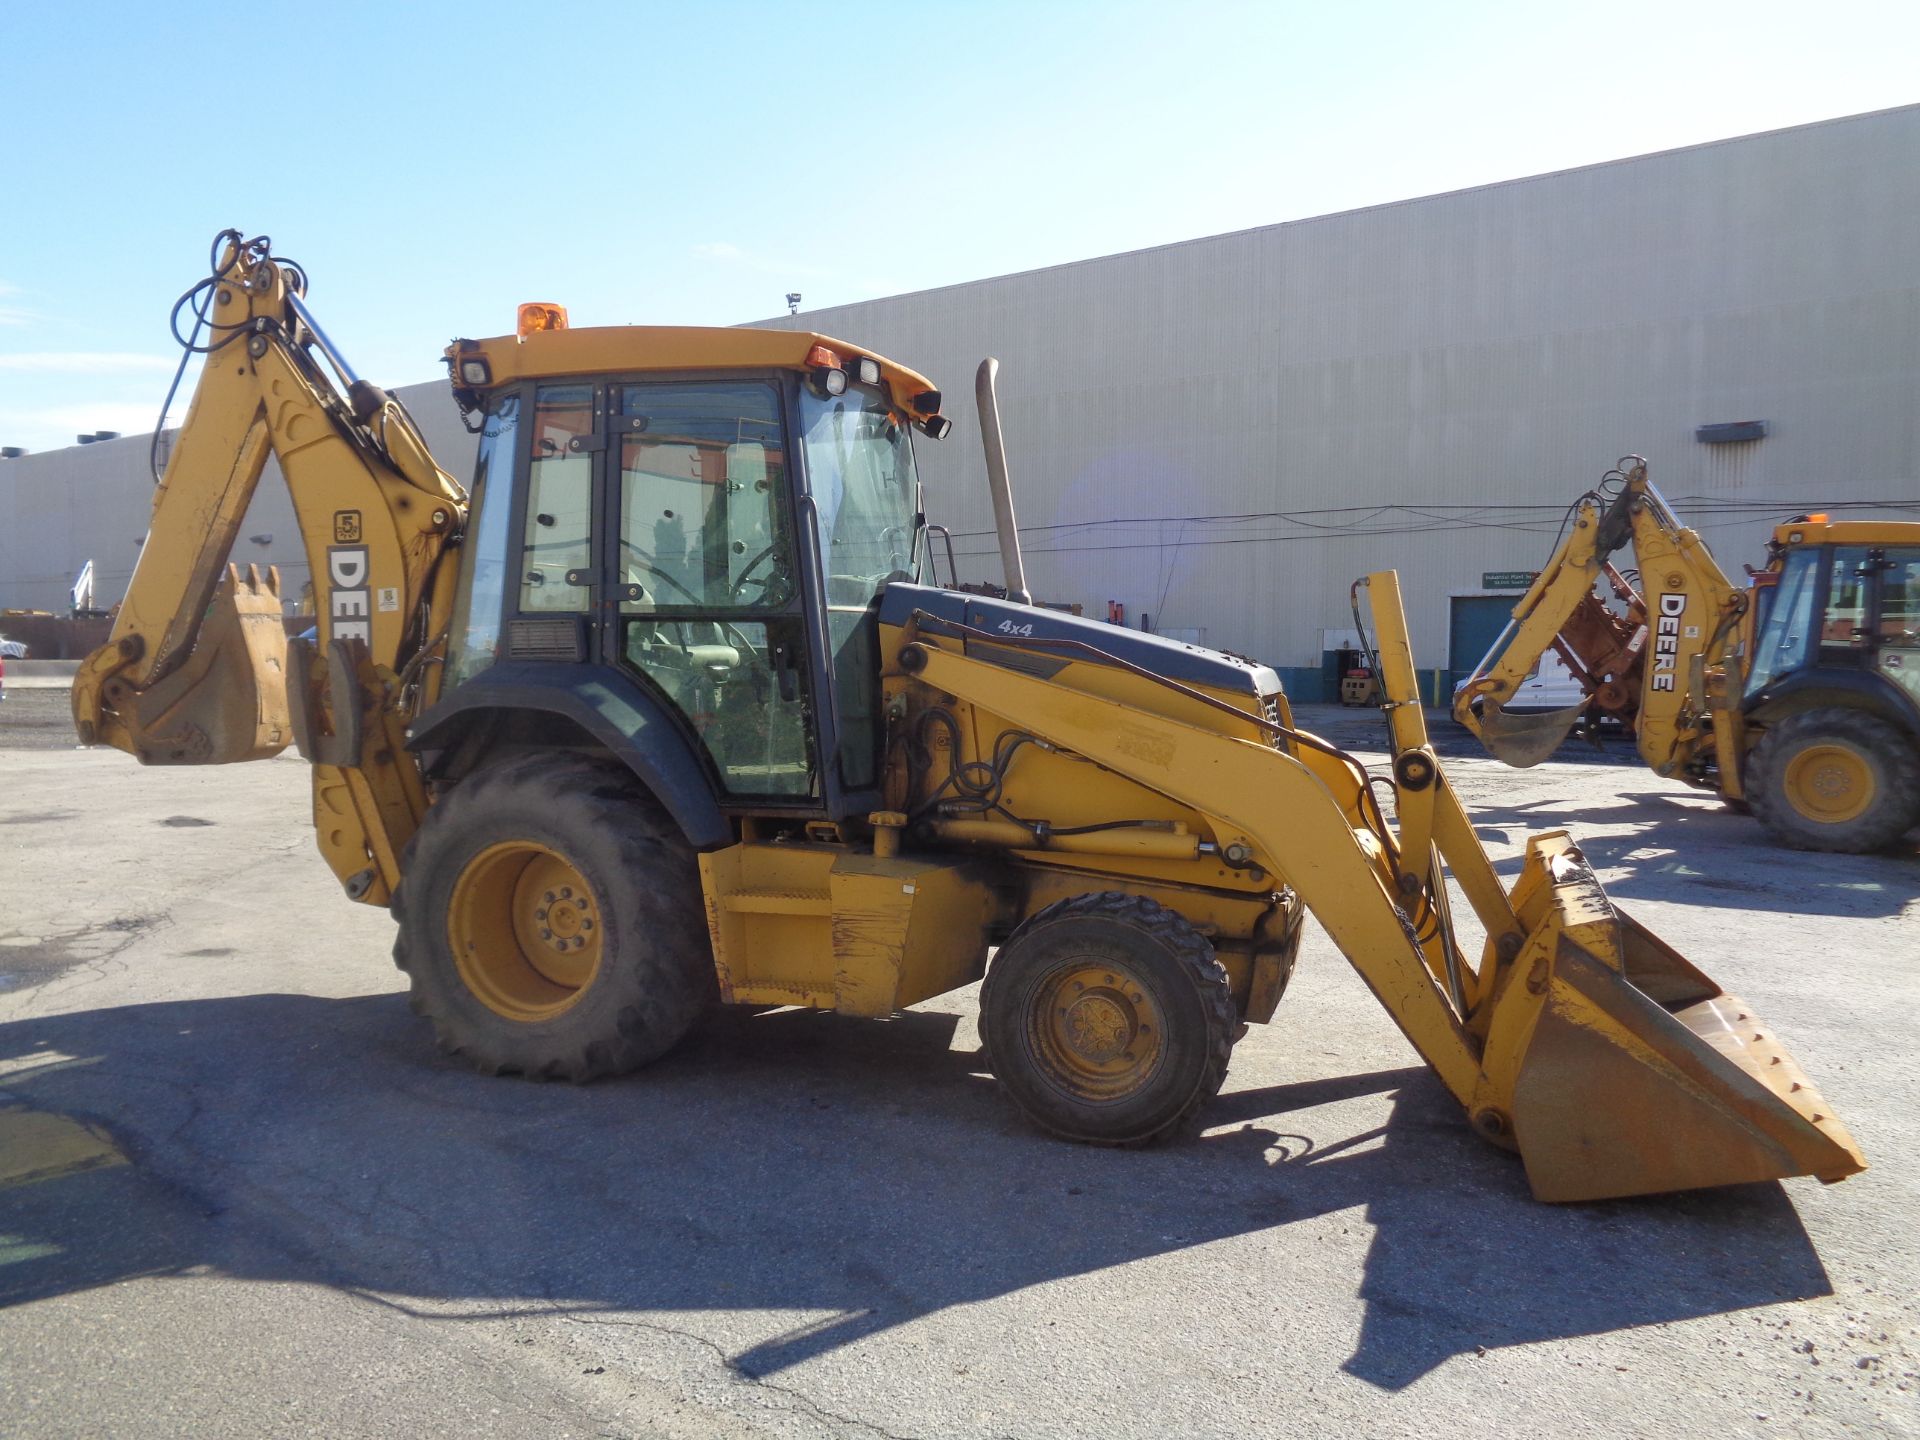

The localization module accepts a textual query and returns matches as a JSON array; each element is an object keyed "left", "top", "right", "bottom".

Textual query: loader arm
[
  {"left": 1452, "top": 459, "right": 1745, "bottom": 781},
  {"left": 72, "top": 233, "right": 467, "bottom": 906}
]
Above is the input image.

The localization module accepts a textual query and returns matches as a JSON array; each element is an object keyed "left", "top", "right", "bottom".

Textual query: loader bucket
[
  {"left": 1492, "top": 834, "right": 1866, "bottom": 1203},
  {"left": 1467, "top": 697, "right": 1584, "bottom": 769},
  {"left": 96, "top": 564, "right": 293, "bottom": 764}
]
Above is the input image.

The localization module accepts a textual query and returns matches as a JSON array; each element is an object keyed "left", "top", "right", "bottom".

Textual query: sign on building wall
[{"left": 1482, "top": 571, "right": 1539, "bottom": 590}]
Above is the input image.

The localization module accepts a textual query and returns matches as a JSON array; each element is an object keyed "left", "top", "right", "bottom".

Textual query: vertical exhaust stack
[{"left": 974, "top": 358, "right": 1032, "bottom": 605}]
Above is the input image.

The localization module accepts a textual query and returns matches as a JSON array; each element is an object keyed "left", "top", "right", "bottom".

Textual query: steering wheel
[
  {"left": 730, "top": 544, "right": 793, "bottom": 606},
  {"left": 618, "top": 539, "right": 769, "bottom": 655}
]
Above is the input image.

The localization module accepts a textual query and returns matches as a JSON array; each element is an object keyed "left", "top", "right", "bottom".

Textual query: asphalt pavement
[{"left": 1, "top": 690, "right": 1915, "bottom": 1438}]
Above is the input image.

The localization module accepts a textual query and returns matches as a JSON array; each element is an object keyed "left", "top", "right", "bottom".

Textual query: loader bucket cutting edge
[
  {"left": 1470, "top": 697, "right": 1584, "bottom": 769},
  {"left": 1489, "top": 836, "right": 1866, "bottom": 1203}
]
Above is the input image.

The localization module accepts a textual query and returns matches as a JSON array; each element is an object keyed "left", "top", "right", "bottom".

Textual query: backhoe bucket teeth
[
  {"left": 1491, "top": 835, "right": 1866, "bottom": 1202},
  {"left": 1468, "top": 698, "right": 1584, "bottom": 769},
  {"left": 103, "top": 565, "right": 292, "bottom": 764}
]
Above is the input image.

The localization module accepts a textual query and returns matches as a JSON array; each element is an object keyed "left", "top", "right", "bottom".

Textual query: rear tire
[
  {"left": 1748, "top": 708, "right": 1920, "bottom": 853},
  {"left": 392, "top": 752, "right": 716, "bottom": 1079},
  {"left": 981, "top": 893, "right": 1235, "bottom": 1146}
]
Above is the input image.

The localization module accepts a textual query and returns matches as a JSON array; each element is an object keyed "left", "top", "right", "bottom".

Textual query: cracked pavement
[{"left": 1, "top": 697, "right": 1916, "bottom": 1438}]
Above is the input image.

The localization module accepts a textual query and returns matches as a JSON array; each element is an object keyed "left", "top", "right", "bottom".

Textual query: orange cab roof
[{"left": 447, "top": 325, "right": 941, "bottom": 416}]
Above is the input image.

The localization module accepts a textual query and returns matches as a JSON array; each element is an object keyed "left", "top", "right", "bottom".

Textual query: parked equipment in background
[
  {"left": 1455, "top": 459, "right": 1920, "bottom": 851},
  {"left": 73, "top": 234, "right": 1865, "bottom": 1205}
]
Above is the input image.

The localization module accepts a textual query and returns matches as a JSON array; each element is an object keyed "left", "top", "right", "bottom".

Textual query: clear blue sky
[{"left": 1, "top": 0, "right": 1915, "bottom": 454}]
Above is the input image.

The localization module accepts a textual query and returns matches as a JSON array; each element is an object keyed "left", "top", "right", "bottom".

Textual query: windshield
[
  {"left": 799, "top": 381, "right": 921, "bottom": 792},
  {"left": 1744, "top": 547, "right": 1820, "bottom": 698},
  {"left": 798, "top": 384, "right": 920, "bottom": 603}
]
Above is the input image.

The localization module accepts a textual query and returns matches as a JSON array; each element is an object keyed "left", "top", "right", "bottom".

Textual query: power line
[{"left": 936, "top": 495, "right": 1920, "bottom": 554}]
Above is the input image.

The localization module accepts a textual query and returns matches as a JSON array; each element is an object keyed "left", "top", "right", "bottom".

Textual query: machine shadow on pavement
[
  {"left": 1452, "top": 793, "right": 1918, "bottom": 918},
  {"left": 0, "top": 991, "right": 1833, "bottom": 1390}
]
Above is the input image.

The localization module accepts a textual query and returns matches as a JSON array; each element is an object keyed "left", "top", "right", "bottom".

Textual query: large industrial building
[{"left": 4, "top": 105, "right": 1917, "bottom": 696}]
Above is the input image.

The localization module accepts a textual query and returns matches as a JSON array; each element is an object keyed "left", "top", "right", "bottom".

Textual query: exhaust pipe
[{"left": 974, "top": 358, "right": 1031, "bottom": 605}]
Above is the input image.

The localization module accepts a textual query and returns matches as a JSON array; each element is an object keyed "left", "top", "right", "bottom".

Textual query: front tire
[
  {"left": 392, "top": 753, "right": 716, "bottom": 1079},
  {"left": 981, "top": 893, "right": 1235, "bottom": 1146},
  {"left": 1748, "top": 708, "right": 1920, "bottom": 853}
]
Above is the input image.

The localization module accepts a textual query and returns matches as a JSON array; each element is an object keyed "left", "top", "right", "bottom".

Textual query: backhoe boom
[{"left": 72, "top": 232, "right": 467, "bottom": 905}]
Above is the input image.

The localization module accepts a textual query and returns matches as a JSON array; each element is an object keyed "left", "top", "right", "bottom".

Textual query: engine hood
[{"left": 877, "top": 584, "right": 1281, "bottom": 697}]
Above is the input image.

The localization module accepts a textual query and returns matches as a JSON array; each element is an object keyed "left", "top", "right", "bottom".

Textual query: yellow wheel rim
[
  {"left": 1029, "top": 963, "right": 1165, "bottom": 1101},
  {"left": 1782, "top": 743, "right": 1875, "bottom": 825},
  {"left": 447, "top": 841, "right": 604, "bottom": 1022}
]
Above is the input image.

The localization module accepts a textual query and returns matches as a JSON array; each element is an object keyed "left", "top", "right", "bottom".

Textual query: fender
[
  {"left": 1744, "top": 665, "right": 1920, "bottom": 738},
  {"left": 407, "top": 661, "right": 732, "bottom": 849}
]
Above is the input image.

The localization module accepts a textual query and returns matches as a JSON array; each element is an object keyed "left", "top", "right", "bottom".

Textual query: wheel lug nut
[
  {"left": 544, "top": 890, "right": 557, "bottom": 903},
  {"left": 540, "top": 928, "right": 553, "bottom": 940},
  {"left": 560, "top": 886, "right": 573, "bottom": 899}
]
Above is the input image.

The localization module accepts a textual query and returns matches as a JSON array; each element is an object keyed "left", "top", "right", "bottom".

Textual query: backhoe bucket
[
  {"left": 1492, "top": 834, "right": 1865, "bottom": 1202},
  {"left": 1466, "top": 697, "right": 1584, "bottom": 769},
  {"left": 95, "top": 564, "right": 293, "bottom": 764}
]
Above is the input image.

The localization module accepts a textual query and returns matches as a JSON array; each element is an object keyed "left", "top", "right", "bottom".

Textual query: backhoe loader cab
[
  {"left": 73, "top": 236, "right": 1866, "bottom": 1203},
  {"left": 1744, "top": 520, "right": 1920, "bottom": 712},
  {"left": 424, "top": 327, "right": 940, "bottom": 824}
]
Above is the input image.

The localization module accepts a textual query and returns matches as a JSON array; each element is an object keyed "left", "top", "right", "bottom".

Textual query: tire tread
[
  {"left": 1748, "top": 707, "right": 1920, "bottom": 853},
  {"left": 981, "top": 891, "right": 1235, "bottom": 1147},
  {"left": 391, "top": 752, "right": 714, "bottom": 1081}
]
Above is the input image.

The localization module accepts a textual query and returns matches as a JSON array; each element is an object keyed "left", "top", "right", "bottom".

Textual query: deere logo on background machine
[{"left": 1651, "top": 592, "right": 1687, "bottom": 691}]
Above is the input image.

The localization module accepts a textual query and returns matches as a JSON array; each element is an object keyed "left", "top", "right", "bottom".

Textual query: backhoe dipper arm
[
  {"left": 72, "top": 233, "right": 468, "bottom": 906},
  {"left": 1452, "top": 460, "right": 1743, "bottom": 777}
]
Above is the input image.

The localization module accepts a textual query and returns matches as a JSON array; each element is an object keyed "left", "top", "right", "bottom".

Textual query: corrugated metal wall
[
  {"left": 757, "top": 106, "right": 1920, "bottom": 690},
  {"left": 4, "top": 107, "right": 1916, "bottom": 693}
]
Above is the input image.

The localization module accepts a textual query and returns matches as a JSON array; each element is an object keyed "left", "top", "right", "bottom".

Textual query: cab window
[
  {"left": 1820, "top": 547, "right": 1874, "bottom": 649},
  {"left": 1745, "top": 548, "right": 1818, "bottom": 697},
  {"left": 615, "top": 382, "right": 813, "bottom": 800},
  {"left": 518, "top": 385, "right": 595, "bottom": 612},
  {"left": 443, "top": 393, "right": 520, "bottom": 686},
  {"left": 797, "top": 383, "right": 921, "bottom": 790}
]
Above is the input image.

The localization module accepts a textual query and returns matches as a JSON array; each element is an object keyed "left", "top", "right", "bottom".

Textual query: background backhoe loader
[
  {"left": 1453, "top": 459, "right": 1920, "bottom": 851},
  {"left": 73, "top": 233, "right": 1865, "bottom": 1204}
]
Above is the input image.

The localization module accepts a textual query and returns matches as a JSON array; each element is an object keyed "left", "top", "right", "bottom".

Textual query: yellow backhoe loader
[
  {"left": 74, "top": 233, "right": 1865, "bottom": 1203},
  {"left": 1453, "top": 459, "right": 1920, "bottom": 852}
]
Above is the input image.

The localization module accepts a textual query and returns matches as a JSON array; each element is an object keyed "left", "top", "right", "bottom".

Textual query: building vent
[
  {"left": 1695, "top": 420, "right": 1767, "bottom": 444},
  {"left": 75, "top": 430, "right": 122, "bottom": 446},
  {"left": 0, "top": 446, "right": 25, "bottom": 459}
]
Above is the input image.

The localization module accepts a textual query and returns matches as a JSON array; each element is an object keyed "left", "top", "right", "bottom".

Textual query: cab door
[
  {"left": 605, "top": 379, "right": 820, "bottom": 805},
  {"left": 1870, "top": 548, "right": 1920, "bottom": 708}
]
